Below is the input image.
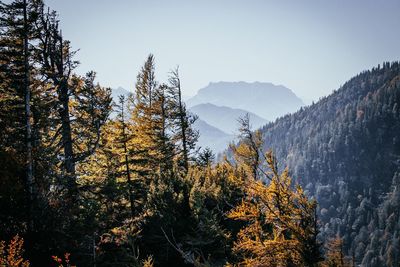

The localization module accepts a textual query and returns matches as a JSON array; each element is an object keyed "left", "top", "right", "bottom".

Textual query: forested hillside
[{"left": 255, "top": 62, "right": 400, "bottom": 266}]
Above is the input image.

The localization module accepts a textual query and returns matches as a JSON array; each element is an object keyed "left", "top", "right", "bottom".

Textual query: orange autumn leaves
[
  {"left": 0, "top": 235, "right": 76, "bottom": 267},
  {"left": 52, "top": 253, "right": 75, "bottom": 267},
  {"left": 0, "top": 235, "right": 30, "bottom": 267}
]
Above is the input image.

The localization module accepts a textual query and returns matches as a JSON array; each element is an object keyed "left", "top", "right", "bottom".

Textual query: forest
[
  {"left": 1, "top": 0, "right": 399, "bottom": 267},
  {"left": 253, "top": 62, "right": 400, "bottom": 266}
]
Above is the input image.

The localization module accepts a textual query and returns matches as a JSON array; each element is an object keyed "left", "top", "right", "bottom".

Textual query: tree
[
  {"left": 72, "top": 71, "right": 112, "bottom": 164},
  {"left": 118, "top": 95, "right": 135, "bottom": 217},
  {"left": 129, "top": 54, "right": 160, "bottom": 179},
  {"left": 227, "top": 150, "right": 321, "bottom": 266},
  {"left": 22, "top": 0, "right": 33, "bottom": 210},
  {"left": 0, "top": 0, "right": 42, "bottom": 230},
  {"left": 196, "top": 148, "right": 215, "bottom": 168},
  {"left": 151, "top": 83, "right": 174, "bottom": 174},
  {"left": 0, "top": 235, "right": 30, "bottom": 267},
  {"left": 35, "top": 7, "right": 111, "bottom": 194},
  {"left": 34, "top": 6, "right": 78, "bottom": 191},
  {"left": 230, "top": 114, "right": 263, "bottom": 180},
  {"left": 167, "top": 67, "right": 198, "bottom": 173},
  {"left": 322, "top": 237, "right": 352, "bottom": 267},
  {"left": 0, "top": 3, "right": 112, "bottom": 264}
]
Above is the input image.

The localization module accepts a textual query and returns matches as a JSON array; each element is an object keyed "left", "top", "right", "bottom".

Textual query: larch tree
[
  {"left": 230, "top": 114, "right": 263, "bottom": 180},
  {"left": 130, "top": 54, "right": 159, "bottom": 179},
  {"left": 227, "top": 151, "right": 321, "bottom": 266},
  {"left": 322, "top": 237, "right": 352, "bottom": 267},
  {"left": 115, "top": 94, "right": 135, "bottom": 218},
  {"left": 130, "top": 55, "right": 176, "bottom": 183}
]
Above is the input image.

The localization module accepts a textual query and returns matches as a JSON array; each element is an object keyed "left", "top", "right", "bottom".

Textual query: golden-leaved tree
[
  {"left": 0, "top": 235, "right": 30, "bottom": 267},
  {"left": 227, "top": 117, "right": 321, "bottom": 267},
  {"left": 321, "top": 237, "right": 353, "bottom": 267}
]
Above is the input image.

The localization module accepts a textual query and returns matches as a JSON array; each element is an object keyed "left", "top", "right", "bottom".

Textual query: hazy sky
[{"left": 47, "top": 0, "right": 400, "bottom": 103}]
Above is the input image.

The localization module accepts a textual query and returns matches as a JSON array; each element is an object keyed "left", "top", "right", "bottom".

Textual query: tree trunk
[
  {"left": 57, "top": 35, "right": 76, "bottom": 191},
  {"left": 59, "top": 78, "right": 76, "bottom": 190},
  {"left": 120, "top": 99, "right": 135, "bottom": 217},
  {"left": 177, "top": 77, "right": 189, "bottom": 172},
  {"left": 123, "top": 130, "right": 135, "bottom": 218},
  {"left": 23, "top": 0, "right": 34, "bottom": 228}
]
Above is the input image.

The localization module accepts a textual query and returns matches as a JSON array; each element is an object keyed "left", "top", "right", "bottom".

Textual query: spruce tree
[
  {"left": 35, "top": 7, "right": 111, "bottom": 194},
  {"left": 167, "top": 67, "right": 198, "bottom": 173}
]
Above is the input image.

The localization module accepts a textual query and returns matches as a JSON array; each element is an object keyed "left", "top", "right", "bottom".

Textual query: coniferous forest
[{"left": 0, "top": 1, "right": 399, "bottom": 267}]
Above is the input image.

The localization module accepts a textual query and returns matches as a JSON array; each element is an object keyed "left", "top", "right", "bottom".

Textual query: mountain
[
  {"left": 110, "top": 89, "right": 262, "bottom": 154},
  {"left": 187, "top": 81, "right": 304, "bottom": 121},
  {"left": 189, "top": 103, "right": 268, "bottom": 134},
  {"left": 109, "top": 87, "right": 131, "bottom": 118},
  {"left": 111, "top": 86, "right": 131, "bottom": 101},
  {"left": 193, "top": 118, "right": 233, "bottom": 153},
  {"left": 228, "top": 62, "right": 400, "bottom": 266}
]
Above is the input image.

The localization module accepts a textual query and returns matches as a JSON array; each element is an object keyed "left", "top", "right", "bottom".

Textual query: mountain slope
[
  {"left": 109, "top": 87, "right": 131, "bottom": 118},
  {"left": 244, "top": 62, "right": 400, "bottom": 266},
  {"left": 109, "top": 88, "right": 235, "bottom": 153},
  {"left": 187, "top": 81, "right": 304, "bottom": 121},
  {"left": 190, "top": 103, "right": 268, "bottom": 134},
  {"left": 193, "top": 118, "right": 233, "bottom": 153},
  {"left": 111, "top": 86, "right": 131, "bottom": 101}
]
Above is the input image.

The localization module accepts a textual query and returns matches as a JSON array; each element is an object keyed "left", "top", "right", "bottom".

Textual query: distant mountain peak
[
  {"left": 111, "top": 87, "right": 131, "bottom": 100},
  {"left": 190, "top": 103, "right": 268, "bottom": 153},
  {"left": 190, "top": 103, "right": 267, "bottom": 134},
  {"left": 187, "top": 81, "right": 304, "bottom": 121},
  {"left": 193, "top": 118, "right": 233, "bottom": 154}
]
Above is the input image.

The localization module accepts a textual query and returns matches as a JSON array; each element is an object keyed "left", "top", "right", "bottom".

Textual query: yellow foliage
[
  {"left": 227, "top": 151, "right": 319, "bottom": 266},
  {"left": 0, "top": 235, "right": 30, "bottom": 267},
  {"left": 320, "top": 237, "right": 352, "bottom": 267},
  {"left": 142, "top": 255, "right": 154, "bottom": 267}
]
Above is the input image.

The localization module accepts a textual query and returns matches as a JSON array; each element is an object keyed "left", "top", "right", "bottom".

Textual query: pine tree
[
  {"left": 129, "top": 55, "right": 177, "bottom": 186},
  {"left": 71, "top": 71, "right": 112, "bottom": 163}
]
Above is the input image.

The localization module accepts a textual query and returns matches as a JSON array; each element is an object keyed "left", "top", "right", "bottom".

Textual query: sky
[{"left": 46, "top": 0, "right": 400, "bottom": 103}]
